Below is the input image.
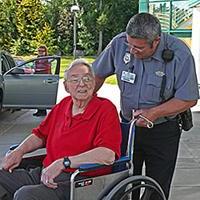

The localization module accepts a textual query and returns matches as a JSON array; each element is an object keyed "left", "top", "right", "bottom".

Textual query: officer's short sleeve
[
  {"left": 92, "top": 39, "right": 116, "bottom": 78},
  {"left": 174, "top": 54, "right": 199, "bottom": 100}
]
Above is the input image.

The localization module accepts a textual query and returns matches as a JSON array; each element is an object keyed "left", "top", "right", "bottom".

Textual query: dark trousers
[
  {"left": 121, "top": 114, "right": 181, "bottom": 200},
  {"left": 0, "top": 167, "right": 71, "bottom": 200},
  {"left": 132, "top": 120, "right": 181, "bottom": 200}
]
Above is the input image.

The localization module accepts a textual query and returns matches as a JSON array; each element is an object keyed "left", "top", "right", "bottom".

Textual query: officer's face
[{"left": 126, "top": 35, "right": 160, "bottom": 59}]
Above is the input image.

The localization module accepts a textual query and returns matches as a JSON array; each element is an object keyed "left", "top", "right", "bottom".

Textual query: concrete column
[{"left": 191, "top": 7, "right": 200, "bottom": 84}]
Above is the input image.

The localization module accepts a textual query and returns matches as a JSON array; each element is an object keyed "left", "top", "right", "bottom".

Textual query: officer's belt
[
  {"left": 121, "top": 113, "right": 177, "bottom": 125},
  {"left": 153, "top": 116, "right": 177, "bottom": 125}
]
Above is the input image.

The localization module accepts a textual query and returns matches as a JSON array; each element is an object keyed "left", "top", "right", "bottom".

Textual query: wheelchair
[{"left": 8, "top": 120, "right": 166, "bottom": 200}]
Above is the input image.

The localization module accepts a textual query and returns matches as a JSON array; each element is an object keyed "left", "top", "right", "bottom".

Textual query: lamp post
[{"left": 71, "top": 5, "right": 80, "bottom": 59}]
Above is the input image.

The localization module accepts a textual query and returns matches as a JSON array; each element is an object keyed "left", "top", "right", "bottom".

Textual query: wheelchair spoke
[{"left": 103, "top": 176, "right": 166, "bottom": 200}]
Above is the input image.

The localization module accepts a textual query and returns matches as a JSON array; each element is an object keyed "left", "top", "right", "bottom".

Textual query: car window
[
  {"left": 6, "top": 54, "right": 16, "bottom": 68},
  {"left": 19, "top": 57, "right": 59, "bottom": 75},
  {"left": 13, "top": 56, "right": 24, "bottom": 65},
  {"left": 2, "top": 55, "right": 10, "bottom": 74}
]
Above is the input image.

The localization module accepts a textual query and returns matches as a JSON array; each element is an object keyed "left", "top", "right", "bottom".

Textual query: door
[{"left": 2, "top": 56, "right": 61, "bottom": 109}]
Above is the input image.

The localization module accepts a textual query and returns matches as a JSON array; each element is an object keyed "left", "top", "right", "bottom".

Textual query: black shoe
[{"left": 33, "top": 110, "right": 47, "bottom": 117}]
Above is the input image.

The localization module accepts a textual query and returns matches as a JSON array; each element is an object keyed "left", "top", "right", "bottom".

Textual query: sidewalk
[
  {"left": 57, "top": 82, "right": 200, "bottom": 200},
  {"left": 0, "top": 83, "right": 200, "bottom": 200}
]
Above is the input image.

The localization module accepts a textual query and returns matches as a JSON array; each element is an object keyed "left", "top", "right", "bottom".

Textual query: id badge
[{"left": 121, "top": 71, "right": 136, "bottom": 84}]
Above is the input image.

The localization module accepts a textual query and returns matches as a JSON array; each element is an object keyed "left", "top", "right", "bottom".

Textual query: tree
[
  {"left": 0, "top": 0, "right": 17, "bottom": 52},
  {"left": 33, "top": 23, "right": 56, "bottom": 54},
  {"left": 14, "top": 0, "right": 46, "bottom": 54},
  {"left": 44, "top": 0, "right": 73, "bottom": 54},
  {"left": 78, "top": 0, "right": 138, "bottom": 55},
  {"left": 103, "top": 0, "right": 138, "bottom": 47},
  {"left": 0, "top": 0, "right": 139, "bottom": 55}
]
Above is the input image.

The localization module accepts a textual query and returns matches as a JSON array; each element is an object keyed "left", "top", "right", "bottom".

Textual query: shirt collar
[
  {"left": 150, "top": 33, "right": 165, "bottom": 63},
  {"left": 65, "top": 94, "right": 101, "bottom": 121}
]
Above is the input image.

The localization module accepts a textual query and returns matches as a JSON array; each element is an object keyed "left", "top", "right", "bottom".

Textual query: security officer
[{"left": 92, "top": 13, "right": 199, "bottom": 200}]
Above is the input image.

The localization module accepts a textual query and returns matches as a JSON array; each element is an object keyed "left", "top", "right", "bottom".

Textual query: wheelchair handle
[
  {"left": 139, "top": 115, "right": 154, "bottom": 128},
  {"left": 133, "top": 114, "right": 154, "bottom": 129}
]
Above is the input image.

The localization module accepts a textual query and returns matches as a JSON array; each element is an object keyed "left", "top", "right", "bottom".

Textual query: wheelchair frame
[
  {"left": 8, "top": 120, "right": 166, "bottom": 200},
  {"left": 68, "top": 120, "right": 166, "bottom": 200}
]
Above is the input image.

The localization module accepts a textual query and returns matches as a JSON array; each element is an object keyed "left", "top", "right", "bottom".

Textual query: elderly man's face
[{"left": 64, "top": 64, "right": 95, "bottom": 101}]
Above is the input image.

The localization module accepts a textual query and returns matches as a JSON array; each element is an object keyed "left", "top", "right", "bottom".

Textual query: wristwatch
[{"left": 63, "top": 157, "right": 71, "bottom": 169}]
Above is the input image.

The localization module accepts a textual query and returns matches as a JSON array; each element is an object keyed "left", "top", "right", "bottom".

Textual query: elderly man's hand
[
  {"left": 2, "top": 149, "right": 23, "bottom": 172},
  {"left": 41, "top": 158, "right": 64, "bottom": 189}
]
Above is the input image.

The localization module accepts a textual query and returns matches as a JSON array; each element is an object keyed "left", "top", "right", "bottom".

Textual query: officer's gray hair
[
  {"left": 64, "top": 58, "right": 94, "bottom": 80},
  {"left": 126, "top": 13, "right": 161, "bottom": 45}
]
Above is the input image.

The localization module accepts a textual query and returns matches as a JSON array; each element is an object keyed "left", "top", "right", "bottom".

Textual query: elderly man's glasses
[{"left": 67, "top": 75, "right": 93, "bottom": 84}]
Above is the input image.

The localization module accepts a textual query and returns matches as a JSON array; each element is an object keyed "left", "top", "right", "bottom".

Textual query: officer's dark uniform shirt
[{"left": 92, "top": 32, "right": 199, "bottom": 123}]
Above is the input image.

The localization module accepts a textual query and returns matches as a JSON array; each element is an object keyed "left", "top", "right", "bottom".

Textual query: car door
[{"left": 2, "top": 56, "right": 61, "bottom": 109}]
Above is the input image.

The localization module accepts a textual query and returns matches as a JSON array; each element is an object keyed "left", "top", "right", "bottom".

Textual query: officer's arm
[
  {"left": 94, "top": 75, "right": 106, "bottom": 92},
  {"left": 152, "top": 98, "right": 197, "bottom": 118},
  {"left": 133, "top": 98, "right": 197, "bottom": 127}
]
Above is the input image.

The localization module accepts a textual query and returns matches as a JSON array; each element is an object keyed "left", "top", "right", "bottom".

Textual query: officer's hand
[
  {"left": 41, "top": 159, "right": 64, "bottom": 189},
  {"left": 2, "top": 149, "right": 23, "bottom": 172},
  {"left": 133, "top": 109, "right": 157, "bottom": 128}
]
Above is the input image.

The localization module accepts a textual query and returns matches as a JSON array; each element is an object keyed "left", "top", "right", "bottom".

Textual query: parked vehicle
[
  {"left": 0, "top": 51, "right": 61, "bottom": 110},
  {"left": 13, "top": 56, "right": 25, "bottom": 65}
]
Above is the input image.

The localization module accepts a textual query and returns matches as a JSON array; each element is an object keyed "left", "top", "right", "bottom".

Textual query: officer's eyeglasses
[
  {"left": 124, "top": 42, "right": 147, "bottom": 52},
  {"left": 67, "top": 75, "right": 93, "bottom": 85}
]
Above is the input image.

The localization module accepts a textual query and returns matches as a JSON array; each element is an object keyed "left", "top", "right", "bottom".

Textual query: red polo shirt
[{"left": 32, "top": 95, "right": 121, "bottom": 176}]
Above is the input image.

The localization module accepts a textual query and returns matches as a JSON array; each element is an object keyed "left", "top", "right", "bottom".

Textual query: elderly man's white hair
[{"left": 64, "top": 58, "right": 95, "bottom": 80}]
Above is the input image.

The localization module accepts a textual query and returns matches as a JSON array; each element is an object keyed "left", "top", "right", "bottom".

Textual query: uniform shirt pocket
[
  {"left": 144, "top": 74, "right": 163, "bottom": 103},
  {"left": 144, "top": 74, "right": 173, "bottom": 103}
]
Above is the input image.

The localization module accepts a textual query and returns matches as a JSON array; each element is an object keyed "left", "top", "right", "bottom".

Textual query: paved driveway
[{"left": 0, "top": 82, "right": 200, "bottom": 200}]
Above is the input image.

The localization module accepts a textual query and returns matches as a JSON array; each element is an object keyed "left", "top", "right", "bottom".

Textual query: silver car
[{"left": 0, "top": 52, "right": 61, "bottom": 110}]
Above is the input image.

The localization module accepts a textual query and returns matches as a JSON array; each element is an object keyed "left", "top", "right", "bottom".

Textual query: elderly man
[
  {"left": 92, "top": 13, "right": 199, "bottom": 199},
  {"left": 0, "top": 59, "right": 122, "bottom": 200}
]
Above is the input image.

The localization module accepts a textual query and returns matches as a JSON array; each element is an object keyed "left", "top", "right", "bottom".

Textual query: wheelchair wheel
[{"left": 103, "top": 175, "right": 166, "bottom": 200}]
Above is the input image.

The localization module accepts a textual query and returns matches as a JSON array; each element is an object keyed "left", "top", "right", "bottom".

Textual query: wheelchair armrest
[
  {"left": 78, "top": 156, "right": 131, "bottom": 172},
  {"left": 7, "top": 144, "right": 45, "bottom": 170},
  {"left": 114, "top": 156, "right": 130, "bottom": 164},
  {"left": 79, "top": 163, "right": 104, "bottom": 171}
]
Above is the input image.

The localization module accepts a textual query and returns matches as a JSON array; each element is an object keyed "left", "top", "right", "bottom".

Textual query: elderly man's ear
[{"left": 63, "top": 81, "right": 69, "bottom": 93}]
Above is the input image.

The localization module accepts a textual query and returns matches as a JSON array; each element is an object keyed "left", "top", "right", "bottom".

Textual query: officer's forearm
[
  {"left": 94, "top": 75, "right": 105, "bottom": 92},
  {"left": 152, "top": 98, "right": 197, "bottom": 118}
]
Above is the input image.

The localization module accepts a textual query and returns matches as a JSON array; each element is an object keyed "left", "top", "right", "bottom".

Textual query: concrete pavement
[{"left": 0, "top": 83, "right": 200, "bottom": 200}]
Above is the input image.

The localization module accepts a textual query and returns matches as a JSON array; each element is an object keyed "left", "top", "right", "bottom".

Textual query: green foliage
[
  {"left": 32, "top": 23, "right": 57, "bottom": 54},
  {"left": 14, "top": 0, "right": 45, "bottom": 54},
  {"left": 78, "top": 0, "right": 138, "bottom": 55},
  {"left": 0, "top": 0, "right": 17, "bottom": 52},
  {"left": 56, "top": 8, "right": 73, "bottom": 54},
  {"left": 0, "top": 0, "right": 138, "bottom": 56},
  {"left": 44, "top": 0, "right": 73, "bottom": 54},
  {"left": 97, "top": 12, "right": 108, "bottom": 30}
]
